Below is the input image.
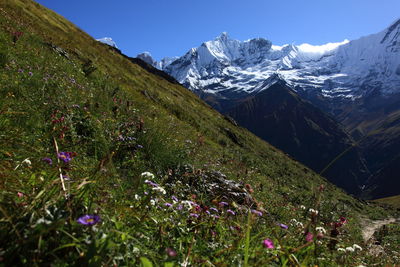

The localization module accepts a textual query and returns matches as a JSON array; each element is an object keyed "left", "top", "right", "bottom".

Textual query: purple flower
[
  {"left": 278, "top": 223, "right": 288, "bottom": 229},
  {"left": 171, "top": 195, "right": 178, "bottom": 202},
  {"left": 189, "top": 213, "right": 199, "bottom": 218},
  {"left": 251, "top": 209, "right": 262, "bottom": 216},
  {"left": 18, "top": 69, "right": 24, "bottom": 73},
  {"left": 28, "top": 72, "right": 33, "bottom": 76},
  {"left": 219, "top": 201, "right": 228, "bottom": 207},
  {"left": 136, "top": 144, "right": 143, "bottom": 149},
  {"left": 210, "top": 207, "right": 219, "bottom": 213},
  {"left": 305, "top": 232, "right": 314, "bottom": 242},
  {"left": 57, "top": 152, "right": 72, "bottom": 163},
  {"left": 263, "top": 239, "right": 274, "bottom": 249},
  {"left": 176, "top": 205, "right": 183, "bottom": 210},
  {"left": 77, "top": 214, "right": 101, "bottom": 226},
  {"left": 42, "top": 157, "right": 53, "bottom": 165},
  {"left": 205, "top": 210, "right": 211, "bottom": 215},
  {"left": 227, "top": 209, "right": 235, "bottom": 215},
  {"left": 165, "top": 203, "right": 173, "bottom": 208},
  {"left": 144, "top": 180, "right": 159, "bottom": 187},
  {"left": 166, "top": 247, "right": 177, "bottom": 257}
]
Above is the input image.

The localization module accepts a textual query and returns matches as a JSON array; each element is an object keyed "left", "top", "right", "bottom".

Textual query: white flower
[
  {"left": 134, "top": 194, "right": 141, "bottom": 200},
  {"left": 300, "top": 205, "right": 306, "bottom": 210},
  {"left": 296, "top": 222, "right": 304, "bottom": 228},
  {"left": 309, "top": 208, "right": 318, "bottom": 215},
  {"left": 316, "top": 226, "right": 326, "bottom": 234},
  {"left": 152, "top": 186, "right": 166, "bottom": 194},
  {"left": 337, "top": 248, "right": 346, "bottom": 253},
  {"left": 181, "top": 200, "right": 193, "bottom": 210},
  {"left": 150, "top": 199, "right": 156, "bottom": 206},
  {"left": 345, "top": 246, "right": 355, "bottom": 252},
  {"left": 141, "top": 172, "right": 155, "bottom": 179},
  {"left": 22, "top": 158, "right": 32, "bottom": 165},
  {"left": 353, "top": 244, "right": 362, "bottom": 251}
]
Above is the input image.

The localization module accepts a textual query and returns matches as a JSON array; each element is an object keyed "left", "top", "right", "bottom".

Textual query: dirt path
[{"left": 361, "top": 217, "right": 396, "bottom": 242}]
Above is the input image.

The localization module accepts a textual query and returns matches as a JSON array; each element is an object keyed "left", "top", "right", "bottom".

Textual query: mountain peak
[
  {"left": 137, "top": 51, "right": 157, "bottom": 67},
  {"left": 216, "top": 32, "right": 230, "bottom": 42}
]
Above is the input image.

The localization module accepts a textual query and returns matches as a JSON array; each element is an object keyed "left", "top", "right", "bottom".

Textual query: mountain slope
[
  {"left": 0, "top": 0, "right": 398, "bottom": 265},
  {"left": 227, "top": 81, "right": 369, "bottom": 194}
]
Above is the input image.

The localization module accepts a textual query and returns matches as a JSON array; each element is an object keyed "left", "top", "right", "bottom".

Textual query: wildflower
[
  {"left": 219, "top": 201, "right": 228, "bottom": 207},
  {"left": 296, "top": 222, "right": 304, "bottom": 228},
  {"left": 337, "top": 248, "right": 346, "bottom": 253},
  {"left": 77, "top": 214, "right": 101, "bottom": 226},
  {"left": 166, "top": 247, "right": 177, "bottom": 257},
  {"left": 316, "top": 226, "right": 326, "bottom": 234},
  {"left": 251, "top": 209, "right": 263, "bottom": 216},
  {"left": 28, "top": 72, "right": 33, "bottom": 76},
  {"left": 305, "top": 232, "right": 313, "bottom": 242},
  {"left": 263, "top": 239, "right": 274, "bottom": 249},
  {"left": 71, "top": 104, "right": 80, "bottom": 108},
  {"left": 345, "top": 246, "right": 355, "bottom": 252},
  {"left": 42, "top": 157, "right": 52, "bottom": 165},
  {"left": 309, "top": 208, "right": 318, "bottom": 215},
  {"left": 57, "top": 152, "right": 73, "bottom": 163},
  {"left": 171, "top": 195, "right": 178, "bottom": 202},
  {"left": 227, "top": 209, "right": 235, "bottom": 215},
  {"left": 152, "top": 186, "right": 166, "bottom": 194},
  {"left": 278, "top": 223, "right": 288, "bottom": 229},
  {"left": 144, "top": 180, "right": 159, "bottom": 187},
  {"left": 165, "top": 203, "right": 173, "bottom": 208},
  {"left": 176, "top": 204, "right": 183, "bottom": 210},
  {"left": 189, "top": 213, "right": 199, "bottom": 218},
  {"left": 300, "top": 205, "right": 306, "bottom": 210},
  {"left": 134, "top": 194, "right": 140, "bottom": 200},
  {"left": 210, "top": 207, "right": 219, "bottom": 213},
  {"left": 18, "top": 68, "right": 24, "bottom": 73},
  {"left": 353, "top": 244, "right": 362, "bottom": 251},
  {"left": 150, "top": 199, "right": 156, "bottom": 206},
  {"left": 17, "top": 192, "right": 24, "bottom": 198},
  {"left": 22, "top": 158, "right": 31, "bottom": 165},
  {"left": 141, "top": 172, "right": 155, "bottom": 179},
  {"left": 339, "top": 217, "right": 347, "bottom": 224},
  {"left": 181, "top": 200, "right": 194, "bottom": 209}
]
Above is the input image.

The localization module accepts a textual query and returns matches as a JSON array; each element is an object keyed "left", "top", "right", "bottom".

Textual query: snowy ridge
[
  {"left": 96, "top": 37, "right": 118, "bottom": 48},
  {"left": 139, "top": 19, "right": 400, "bottom": 101}
]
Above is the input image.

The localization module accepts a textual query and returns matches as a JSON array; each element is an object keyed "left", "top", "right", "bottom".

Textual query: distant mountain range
[{"left": 99, "top": 19, "right": 400, "bottom": 198}]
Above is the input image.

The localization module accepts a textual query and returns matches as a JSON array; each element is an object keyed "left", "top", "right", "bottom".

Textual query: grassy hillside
[{"left": 0, "top": 0, "right": 398, "bottom": 265}]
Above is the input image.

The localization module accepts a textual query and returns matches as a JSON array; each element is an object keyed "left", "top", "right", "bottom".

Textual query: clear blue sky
[{"left": 35, "top": 0, "right": 400, "bottom": 61}]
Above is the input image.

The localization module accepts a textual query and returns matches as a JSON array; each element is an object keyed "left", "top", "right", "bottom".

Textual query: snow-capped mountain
[
  {"left": 141, "top": 19, "right": 400, "bottom": 103},
  {"left": 96, "top": 37, "right": 118, "bottom": 48}
]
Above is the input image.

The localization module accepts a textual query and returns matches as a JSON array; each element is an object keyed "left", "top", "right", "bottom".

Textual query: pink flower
[
  {"left": 166, "top": 247, "right": 177, "bottom": 257},
  {"left": 306, "top": 232, "right": 313, "bottom": 242},
  {"left": 17, "top": 192, "right": 24, "bottom": 198},
  {"left": 263, "top": 239, "right": 274, "bottom": 249}
]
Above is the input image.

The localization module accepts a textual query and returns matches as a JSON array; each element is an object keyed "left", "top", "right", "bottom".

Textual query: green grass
[
  {"left": 0, "top": 0, "right": 399, "bottom": 265},
  {"left": 374, "top": 195, "right": 400, "bottom": 209}
]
